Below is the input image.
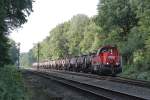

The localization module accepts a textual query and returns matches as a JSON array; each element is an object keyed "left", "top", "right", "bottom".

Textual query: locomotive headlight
[
  {"left": 107, "top": 62, "right": 109, "bottom": 65},
  {"left": 116, "top": 62, "right": 119, "bottom": 65},
  {"left": 108, "top": 56, "right": 115, "bottom": 59}
]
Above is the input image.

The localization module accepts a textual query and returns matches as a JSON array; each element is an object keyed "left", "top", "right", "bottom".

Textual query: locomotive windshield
[{"left": 97, "top": 47, "right": 116, "bottom": 55}]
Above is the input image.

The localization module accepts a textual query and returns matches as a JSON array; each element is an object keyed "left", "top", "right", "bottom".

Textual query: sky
[{"left": 10, "top": 0, "right": 99, "bottom": 53}]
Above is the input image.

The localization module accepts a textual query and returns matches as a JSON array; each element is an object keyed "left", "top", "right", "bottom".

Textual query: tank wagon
[{"left": 32, "top": 45, "right": 122, "bottom": 76}]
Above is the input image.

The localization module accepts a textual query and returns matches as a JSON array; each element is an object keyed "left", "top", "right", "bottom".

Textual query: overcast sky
[{"left": 10, "top": 0, "right": 99, "bottom": 53}]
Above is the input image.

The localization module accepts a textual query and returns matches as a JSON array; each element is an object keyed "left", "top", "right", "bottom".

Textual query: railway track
[
  {"left": 27, "top": 69, "right": 150, "bottom": 100},
  {"left": 50, "top": 69, "right": 150, "bottom": 88}
]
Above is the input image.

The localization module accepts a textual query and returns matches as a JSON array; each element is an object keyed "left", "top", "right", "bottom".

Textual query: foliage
[
  {"left": 67, "top": 14, "right": 90, "bottom": 56},
  {"left": 8, "top": 39, "right": 18, "bottom": 64},
  {"left": 0, "top": 65, "right": 28, "bottom": 100},
  {"left": 0, "top": 1, "right": 33, "bottom": 99},
  {"left": 96, "top": 0, "right": 138, "bottom": 37},
  {"left": 20, "top": 50, "right": 36, "bottom": 67},
  {"left": 0, "top": 0, "right": 33, "bottom": 67}
]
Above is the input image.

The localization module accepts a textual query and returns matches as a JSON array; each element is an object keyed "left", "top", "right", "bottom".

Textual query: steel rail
[
  {"left": 28, "top": 70, "right": 110, "bottom": 100},
  {"left": 50, "top": 69, "right": 150, "bottom": 88},
  {"left": 27, "top": 70, "right": 146, "bottom": 100}
]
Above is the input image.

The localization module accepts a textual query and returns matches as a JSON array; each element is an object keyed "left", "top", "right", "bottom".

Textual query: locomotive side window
[
  {"left": 97, "top": 48, "right": 107, "bottom": 55},
  {"left": 99, "top": 48, "right": 108, "bottom": 53},
  {"left": 108, "top": 48, "right": 113, "bottom": 53},
  {"left": 101, "top": 48, "right": 108, "bottom": 53}
]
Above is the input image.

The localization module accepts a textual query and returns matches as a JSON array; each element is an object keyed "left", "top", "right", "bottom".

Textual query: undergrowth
[
  {"left": 0, "top": 65, "right": 28, "bottom": 100},
  {"left": 121, "top": 65, "right": 150, "bottom": 81}
]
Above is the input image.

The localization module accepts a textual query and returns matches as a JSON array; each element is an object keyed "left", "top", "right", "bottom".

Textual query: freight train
[{"left": 32, "top": 45, "right": 122, "bottom": 76}]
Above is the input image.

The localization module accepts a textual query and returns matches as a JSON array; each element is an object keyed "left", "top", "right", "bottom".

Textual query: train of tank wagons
[{"left": 32, "top": 45, "right": 122, "bottom": 76}]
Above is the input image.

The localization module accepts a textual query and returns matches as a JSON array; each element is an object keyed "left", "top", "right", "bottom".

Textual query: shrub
[{"left": 0, "top": 65, "right": 27, "bottom": 100}]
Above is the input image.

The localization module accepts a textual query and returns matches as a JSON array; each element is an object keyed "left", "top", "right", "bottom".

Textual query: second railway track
[
  {"left": 50, "top": 69, "right": 150, "bottom": 88},
  {"left": 27, "top": 69, "right": 150, "bottom": 100}
]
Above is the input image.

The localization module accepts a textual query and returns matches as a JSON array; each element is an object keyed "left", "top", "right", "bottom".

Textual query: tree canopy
[{"left": 0, "top": 0, "right": 33, "bottom": 67}]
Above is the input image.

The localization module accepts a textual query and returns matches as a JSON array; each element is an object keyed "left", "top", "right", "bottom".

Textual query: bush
[
  {"left": 121, "top": 64, "right": 150, "bottom": 81},
  {"left": 0, "top": 65, "right": 27, "bottom": 100}
]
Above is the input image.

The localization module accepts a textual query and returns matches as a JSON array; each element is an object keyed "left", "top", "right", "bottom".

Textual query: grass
[{"left": 0, "top": 65, "right": 28, "bottom": 100}]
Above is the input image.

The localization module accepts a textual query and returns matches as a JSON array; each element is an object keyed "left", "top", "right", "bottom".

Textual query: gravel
[
  {"left": 22, "top": 71, "right": 100, "bottom": 100},
  {"left": 43, "top": 70, "right": 150, "bottom": 100}
]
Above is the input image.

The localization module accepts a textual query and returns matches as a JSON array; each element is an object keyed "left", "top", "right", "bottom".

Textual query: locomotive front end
[
  {"left": 102, "top": 46, "right": 122, "bottom": 75},
  {"left": 92, "top": 45, "right": 122, "bottom": 75}
]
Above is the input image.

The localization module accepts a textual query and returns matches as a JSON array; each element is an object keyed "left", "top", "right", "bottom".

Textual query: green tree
[
  {"left": 96, "top": 0, "right": 139, "bottom": 64},
  {"left": 0, "top": 0, "right": 33, "bottom": 67},
  {"left": 67, "top": 14, "right": 89, "bottom": 56},
  {"left": 137, "top": 0, "right": 150, "bottom": 70},
  {"left": 96, "top": 0, "right": 138, "bottom": 39},
  {"left": 8, "top": 40, "right": 18, "bottom": 64},
  {"left": 20, "top": 50, "right": 36, "bottom": 67},
  {"left": 80, "top": 18, "right": 101, "bottom": 53}
]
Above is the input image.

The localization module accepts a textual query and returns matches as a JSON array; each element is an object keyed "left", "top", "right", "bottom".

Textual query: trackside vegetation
[
  {"left": 21, "top": 0, "right": 150, "bottom": 81},
  {"left": 0, "top": 0, "right": 33, "bottom": 100},
  {"left": 0, "top": 66, "right": 28, "bottom": 100}
]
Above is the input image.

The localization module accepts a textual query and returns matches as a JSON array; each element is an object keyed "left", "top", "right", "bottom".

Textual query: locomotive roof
[{"left": 100, "top": 45, "right": 117, "bottom": 49}]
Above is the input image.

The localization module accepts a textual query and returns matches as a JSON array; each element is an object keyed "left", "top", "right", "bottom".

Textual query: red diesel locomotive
[
  {"left": 91, "top": 45, "right": 122, "bottom": 75},
  {"left": 32, "top": 45, "right": 122, "bottom": 76}
]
